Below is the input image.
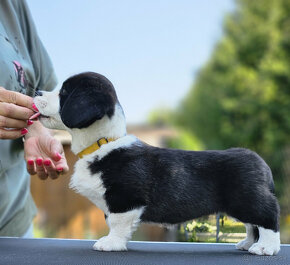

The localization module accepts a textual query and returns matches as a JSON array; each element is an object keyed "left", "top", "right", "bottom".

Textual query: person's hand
[
  {"left": 0, "top": 87, "right": 35, "bottom": 139},
  {"left": 24, "top": 134, "right": 69, "bottom": 180}
]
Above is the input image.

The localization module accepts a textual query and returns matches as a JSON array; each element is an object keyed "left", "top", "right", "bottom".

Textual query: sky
[{"left": 27, "top": 0, "right": 235, "bottom": 124}]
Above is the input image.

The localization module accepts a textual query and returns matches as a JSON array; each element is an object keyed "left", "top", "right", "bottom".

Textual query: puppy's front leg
[{"left": 93, "top": 208, "right": 143, "bottom": 251}]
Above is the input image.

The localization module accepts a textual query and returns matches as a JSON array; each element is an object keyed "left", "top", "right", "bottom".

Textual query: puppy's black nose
[{"left": 35, "top": 90, "right": 43, "bottom": 97}]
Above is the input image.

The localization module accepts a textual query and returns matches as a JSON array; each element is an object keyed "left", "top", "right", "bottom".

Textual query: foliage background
[
  {"left": 150, "top": 0, "right": 290, "bottom": 242},
  {"left": 169, "top": 0, "right": 290, "bottom": 207}
]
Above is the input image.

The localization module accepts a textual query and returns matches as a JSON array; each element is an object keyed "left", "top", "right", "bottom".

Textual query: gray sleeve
[{"left": 15, "top": 0, "right": 57, "bottom": 92}]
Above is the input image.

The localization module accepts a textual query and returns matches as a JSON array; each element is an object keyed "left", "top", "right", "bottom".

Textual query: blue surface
[{"left": 0, "top": 238, "right": 289, "bottom": 265}]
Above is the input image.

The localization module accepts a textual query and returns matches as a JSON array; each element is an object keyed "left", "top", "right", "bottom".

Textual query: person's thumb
[{"left": 50, "top": 139, "right": 63, "bottom": 162}]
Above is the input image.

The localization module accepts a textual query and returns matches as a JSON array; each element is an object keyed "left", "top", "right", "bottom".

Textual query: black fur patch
[
  {"left": 59, "top": 72, "right": 118, "bottom": 128},
  {"left": 88, "top": 141, "right": 280, "bottom": 231}
]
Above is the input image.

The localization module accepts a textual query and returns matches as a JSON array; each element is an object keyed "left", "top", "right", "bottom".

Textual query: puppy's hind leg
[
  {"left": 247, "top": 193, "right": 280, "bottom": 255},
  {"left": 248, "top": 194, "right": 280, "bottom": 255},
  {"left": 236, "top": 224, "right": 257, "bottom": 251},
  {"left": 248, "top": 227, "right": 280, "bottom": 256},
  {"left": 93, "top": 208, "right": 143, "bottom": 251}
]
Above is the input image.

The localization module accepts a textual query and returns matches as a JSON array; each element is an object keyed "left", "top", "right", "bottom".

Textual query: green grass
[
  {"left": 181, "top": 216, "right": 246, "bottom": 243},
  {"left": 206, "top": 216, "right": 246, "bottom": 233},
  {"left": 219, "top": 219, "right": 245, "bottom": 233}
]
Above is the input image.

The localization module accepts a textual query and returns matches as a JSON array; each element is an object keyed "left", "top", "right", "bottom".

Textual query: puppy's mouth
[{"left": 29, "top": 112, "right": 50, "bottom": 120}]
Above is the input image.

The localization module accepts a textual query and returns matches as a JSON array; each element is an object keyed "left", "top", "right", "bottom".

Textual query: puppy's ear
[
  {"left": 60, "top": 90, "right": 114, "bottom": 128},
  {"left": 59, "top": 73, "right": 117, "bottom": 129}
]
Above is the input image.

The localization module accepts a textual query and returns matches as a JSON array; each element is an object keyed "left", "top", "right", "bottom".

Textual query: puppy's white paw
[
  {"left": 93, "top": 236, "right": 127, "bottom": 251},
  {"left": 236, "top": 238, "right": 255, "bottom": 251},
  {"left": 248, "top": 242, "right": 280, "bottom": 256}
]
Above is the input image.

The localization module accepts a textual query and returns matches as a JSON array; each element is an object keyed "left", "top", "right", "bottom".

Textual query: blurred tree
[
  {"left": 177, "top": 0, "right": 290, "bottom": 199},
  {"left": 148, "top": 107, "right": 173, "bottom": 127},
  {"left": 148, "top": 107, "right": 205, "bottom": 151}
]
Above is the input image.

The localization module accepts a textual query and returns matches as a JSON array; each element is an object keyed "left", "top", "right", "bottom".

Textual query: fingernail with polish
[
  {"left": 27, "top": 120, "right": 34, "bottom": 126},
  {"left": 55, "top": 153, "right": 62, "bottom": 161},
  {"left": 32, "top": 103, "right": 39, "bottom": 112},
  {"left": 57, "top": 167, "right": 63, "bottom": 172},
  {"left": 28, "top": 160, "right": 34, "bottom": 166},
  {"left": 44, "top": 160, "right": 51, "bottom": 166},
  {"left": 21, "top": 128, "right": 28, "bottom": 135},
  {"left": 36, "top": 158, "right": 43, "bottom": 166}
]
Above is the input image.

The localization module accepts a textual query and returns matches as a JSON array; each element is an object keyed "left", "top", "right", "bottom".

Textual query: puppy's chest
[{"left": 69, "top": 158, "right": 109, "bottom": 214}]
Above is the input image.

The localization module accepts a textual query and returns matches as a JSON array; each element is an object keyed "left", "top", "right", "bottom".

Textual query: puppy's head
[{"left": 34, "top": 72, "right": 118, "bottom": 130}]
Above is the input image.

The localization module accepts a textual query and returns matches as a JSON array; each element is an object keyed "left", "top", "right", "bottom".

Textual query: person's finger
[
  {"left": 42, "top": 138, "right": 69, "bottom": 174},
  {"left": 50, "top": 142, "right": 69, "bottom": 173},
  {"left": 0, "top": 128, "right": 28, "bottom": 139},
  {"left": 54, "top": 163, "right": 69, "bottom": 175},
  {"left": 0, "top": 102, "right": 34, "bottom": 120},
  {"left": 54, "top": 154, "right": 69, "bottom": 174},
  {"left": 53, "top": 152, "right": 62, "bottom": 162},
  {"left": 57, "top": 162, "right": 69, "bottom": 174},
  {"left": 35, "top": 158, "right": 48, "bottom": 180},
  {"left": 56, "top": 168, "right": 64, "bottom": 175},
  {"left": 0, "top": 115, "right": 28, "bottom": 129},
  {"left": 49, "top": 140, "right": 64, "bottom": 162},
  {"left": 26, "top": 159, "right": 36, "bottom": 175},
  {"left": 43, "top": 159, "right": 59, "bottom": 179},
  {"left": 0, "top": 87, "right": 34, "bottom": 109}
]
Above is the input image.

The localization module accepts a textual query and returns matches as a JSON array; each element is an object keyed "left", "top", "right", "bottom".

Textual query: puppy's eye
[{"left": 60, "top": 89, "right": 68, "bottom": 96}]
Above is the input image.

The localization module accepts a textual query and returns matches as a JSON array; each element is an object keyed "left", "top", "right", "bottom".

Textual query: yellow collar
[{"left": 77, "top": 137, "right": 116, "bottom": 159}]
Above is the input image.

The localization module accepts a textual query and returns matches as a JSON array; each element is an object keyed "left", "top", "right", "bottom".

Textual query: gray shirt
[{"left": 0, "top": 0, "right": 57, "bottom": 236}]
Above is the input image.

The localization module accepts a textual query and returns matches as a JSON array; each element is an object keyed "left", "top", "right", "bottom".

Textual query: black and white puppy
[{"left": 34, "top": 72, "right": 280, "bottom": 255}]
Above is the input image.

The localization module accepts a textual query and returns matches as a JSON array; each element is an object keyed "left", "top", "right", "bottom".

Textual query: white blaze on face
[
  {"left": 33, "top": 89, "right": 66, "bottom": 130},
  {"left": 34, "top": 89, "right": 60, "bottom": 116}
]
